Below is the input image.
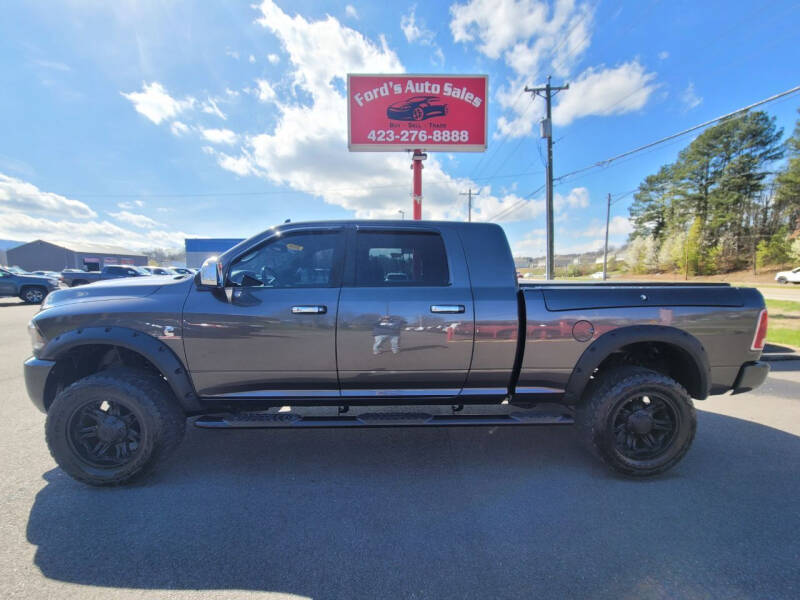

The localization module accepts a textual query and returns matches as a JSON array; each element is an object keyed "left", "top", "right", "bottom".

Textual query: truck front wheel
[
  {"left": 45, "top": 368, "right": 185, "bottom": 486},
  {"left": 576, "top": 366, "right": 696, "bottom": 477}
]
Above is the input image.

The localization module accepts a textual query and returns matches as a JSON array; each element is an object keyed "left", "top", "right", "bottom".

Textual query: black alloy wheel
[
  {"left": 46, "top": 368, "right": 185, "bottom": 486},
  {"left": 577, "top": 366, "right": 697, "bottom": 477},
  {"left": 610, "top": 392, "right": 678, "bottom": 461},
  {"left": 67, "top": 400, "right": 142, "bottom": 468}
]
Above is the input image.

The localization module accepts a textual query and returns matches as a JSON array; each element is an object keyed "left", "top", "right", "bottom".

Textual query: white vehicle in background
[{"left": 775, "top": 267, "right": 800, "bottom": 284}]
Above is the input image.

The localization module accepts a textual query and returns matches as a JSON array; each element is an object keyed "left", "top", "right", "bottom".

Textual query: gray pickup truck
[
  {"left": 24, "top": 220, "right": 769, "bottom": 485},
  {"left": 60, "top": 265, "right": 148, "bottom": 287}
]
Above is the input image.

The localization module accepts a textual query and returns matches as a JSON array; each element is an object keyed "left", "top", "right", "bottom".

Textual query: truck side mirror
[{"left": 199, "top": 256, "right": 222, "bottom": 287}]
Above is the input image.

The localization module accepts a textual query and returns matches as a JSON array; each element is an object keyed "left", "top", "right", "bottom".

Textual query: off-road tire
[
  {"left": 20, "top": 285, "right": 47, "bottom": 304},
  {"left": 45, "top": 368, "right": 185, "bottom": 486},
  {"left": 576, "top": 366, "right": 696, "bottom": 477},
  {"left": 777, "top": 276, "right": 787, "bottom": 284}
]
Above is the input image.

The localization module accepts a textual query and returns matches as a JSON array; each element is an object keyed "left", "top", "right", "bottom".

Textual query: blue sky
[{"left": 1, "top": 0, "right": 798, "bottom": 257}]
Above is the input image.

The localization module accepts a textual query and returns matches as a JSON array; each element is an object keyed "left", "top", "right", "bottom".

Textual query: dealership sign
[{"left": 347, "top": 74, "right": 487, "bottom": 152}]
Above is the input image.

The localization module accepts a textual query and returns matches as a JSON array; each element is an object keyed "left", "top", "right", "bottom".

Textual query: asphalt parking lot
[{"left": 1, "top": 299, "right": 799, "bottom": 599}]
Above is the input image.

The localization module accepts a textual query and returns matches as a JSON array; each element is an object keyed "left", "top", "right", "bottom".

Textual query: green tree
[
  {"left": 627, "top": 110, "right": 786, "bottom": 274},
  {"left": 756, "top": 227, "right": 793, "bottom": 268},
  {"left": 775, "top": 109, "right": 800, "bottom": 234}
]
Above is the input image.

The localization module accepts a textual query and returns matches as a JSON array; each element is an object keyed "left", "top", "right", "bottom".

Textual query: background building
[
  {"left": 185, "top": 238, "right": 244, "bottom": 268},
  {"left": 6, "top": 240, "right": 147, "bottom": 271}
]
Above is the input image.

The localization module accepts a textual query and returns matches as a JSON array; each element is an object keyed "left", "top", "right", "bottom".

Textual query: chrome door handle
[
  {"left": 430, "top": 305, "right": 465, "bottom": 314},
  {"left": 292, "top": 305, "right": 327, "bottom": 314}
]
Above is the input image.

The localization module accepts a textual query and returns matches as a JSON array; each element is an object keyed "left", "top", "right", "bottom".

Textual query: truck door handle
[
  {"left": 430, "top": 305, "right": 465, "bottom": 314},
  {"left": 292, "top": 305, "right": 327, "bottom": 314}
]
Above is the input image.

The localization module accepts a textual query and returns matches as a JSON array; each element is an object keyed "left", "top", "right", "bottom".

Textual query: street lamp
[{"left": 398, "top": 210, "right": 405, "bottom": 220}]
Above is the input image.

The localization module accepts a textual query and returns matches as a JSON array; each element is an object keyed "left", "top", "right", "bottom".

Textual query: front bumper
[
  {"left": 24, "top": 356, "right": 55, "bottom": 413},
  {"left": 731, "top": 361, "right": 770, "bottom": 395}
]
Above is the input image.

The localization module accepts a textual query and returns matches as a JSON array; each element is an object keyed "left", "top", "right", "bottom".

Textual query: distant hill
[
  {"left": 515, "top": 244, "right": 628, "bottom": 269},
  {"left": 0, "top": 239, "right": 24, "bottom": 251}
]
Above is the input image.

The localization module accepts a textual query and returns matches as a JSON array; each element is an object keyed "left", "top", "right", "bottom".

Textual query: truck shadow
[{"left": 27, "top": 412, "right": 800, "bottom": 598}]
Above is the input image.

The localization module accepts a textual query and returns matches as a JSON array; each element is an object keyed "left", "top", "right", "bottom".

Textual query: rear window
[{"left": 355, "top": 231, "right": 449, "bottom": 286}]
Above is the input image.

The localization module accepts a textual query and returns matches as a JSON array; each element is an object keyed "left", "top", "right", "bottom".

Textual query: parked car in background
[
  {"left": 31, "top": 270, "right": 62, "bottom": 280},
  {"left": 0, "top": 267, "right": 60, "bottom": 303},
  {"left": 142, "top": 266, "right": 172, "bottom": 276},
  {"left": 168, "top": 266, "right": 193, "bottom": 276},
  {"left": 60, "top": 265, "right": 148, "bottom": 287},
  {"left": 775, "top": 267, "right": 800, "bottom": 284}
]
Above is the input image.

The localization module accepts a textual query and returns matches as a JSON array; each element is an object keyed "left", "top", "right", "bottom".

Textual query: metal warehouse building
[
  {"left": 185, "top": 238, "right": 244, "bottom": 268},
  {"left": 6, "top": 240, "right": 148, "bottom": 272}
]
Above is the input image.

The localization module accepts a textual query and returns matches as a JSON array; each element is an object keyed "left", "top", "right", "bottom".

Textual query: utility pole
[
  {"left": 460, "top": 188, "right": 480, "bottom": 222},
  {"left": 525, "top": 75, "right": 569, "bottom": 280},
  {"left": 602, "top": 192, "right": 611, "bottom": 281}
]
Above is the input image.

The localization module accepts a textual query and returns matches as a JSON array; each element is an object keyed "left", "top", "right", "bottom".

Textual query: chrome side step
[{"left": 193, "top": 410, "right": 574, "bottom": 429}]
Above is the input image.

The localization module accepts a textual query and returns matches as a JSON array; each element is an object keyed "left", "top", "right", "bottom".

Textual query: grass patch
[
  {"left": 767, "top": 327, "right": 800, "bottom": 348},
  {"left": 766, "top": 299, "right": 800, "bottom": 313}
]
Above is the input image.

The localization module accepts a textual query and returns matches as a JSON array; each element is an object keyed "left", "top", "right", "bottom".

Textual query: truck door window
[
  {"left": 228, "top": 231, "right": 341, "bottom": 288},
  {"left": 355, "top": 231, "right": 449, "bottom": 286}
]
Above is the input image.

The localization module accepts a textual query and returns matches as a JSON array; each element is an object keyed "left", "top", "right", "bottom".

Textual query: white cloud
[
  {"left": 267, "top": 53, "right": 280, "bottom": 64},
  {"left": 255, "top": 79, "right": 277, "bottom": 103},
  {"left": 401, "top": 6, "right": 435, "bottom": 45},
  {"left": 225, "top": 49, "right": 240, "bottom": 60},
  {"left": 0, "top": 173, "right": 96, "bottom": 218},
  {"left": 450, "top": 1, "right": 658, "bottom": 136},
  {"left": 681, "top": 82, "right": 702, "bottom": 110},
  {"left": 553, "top": 61, "right": 658, "bottom": 125},
  {"left": 216, "top": 152, "right": 256, "bottom": 177},
  {"left": 121, "top": 82, "right": 194, "bottom": 125},
  {"left": 200, "top": 128, "right": 238, "bottom": 145},
  {"left": 201, "top": 98, "right": 226, "bottom": 120},
  {"left": 579, "top": 215, "right": 633, "bottom": 237},
  {"left": 658, "top": 50, "right": 669, "bottom": 60},
  {"left": 108, "top": 210, "right": 160, "bottom": 229},
  {"left": 170, "top": 121, "right": 190, "bottom": 136},
  {"left": 0, "top": 176, "right": 191, "bottom": 250},
  {"left": 554, "top": 187, "right": 589, "bottom": 212},
  {"left": 117, "top": 200, "right": 144, "bottom": 209},
  {"left": 345, "top": 5, "right": 358, "bottom": 19},
  {"left": 249, "top": 54, "right": 256, "bottom": 63},
  {"left": 401, "top": 5, "right": 445, "bottom": 65},
  {"left": 450, "top": 0, "right": 593, "bottom": 76}
]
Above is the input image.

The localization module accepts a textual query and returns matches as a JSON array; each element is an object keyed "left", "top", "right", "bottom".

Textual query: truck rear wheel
[
  {"left": 576, "top": 366, "right": 696, "bottom": 477},
  {"left": 45, "top": 368, "right": 185, "bottom": 486}
]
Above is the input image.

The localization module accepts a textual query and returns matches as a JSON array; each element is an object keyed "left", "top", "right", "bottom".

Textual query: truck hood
[{"left": 41, "top": 275, "right": 187, "bottom": 308}]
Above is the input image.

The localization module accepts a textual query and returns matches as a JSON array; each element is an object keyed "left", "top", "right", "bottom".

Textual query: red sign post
[{"left": 348, "top": 74, "right": 488, "bottom": 219}]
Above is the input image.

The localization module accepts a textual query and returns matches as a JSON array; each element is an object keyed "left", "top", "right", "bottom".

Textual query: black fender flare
[
  {"left": 39, "top": 326, "right": 201, "bottom": 412},
  {"left": 564, "top": 325, "right": 711, "bottom": 403}
]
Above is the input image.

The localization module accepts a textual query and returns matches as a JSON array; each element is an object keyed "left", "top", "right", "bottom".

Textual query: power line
[
  {"left": 552, "top": 84, "right": 800, "bottom": 186},
  {"left": 487, "top": 83, "right": 800, "bottom": 224}
]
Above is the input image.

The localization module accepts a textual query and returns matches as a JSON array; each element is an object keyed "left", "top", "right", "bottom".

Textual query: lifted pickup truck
[
  {"left": 24, "top": 221, "right": 769, "bottom": 485},
  {"left": 60, "top": 265, "right": 148, "bottom": 287}
]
